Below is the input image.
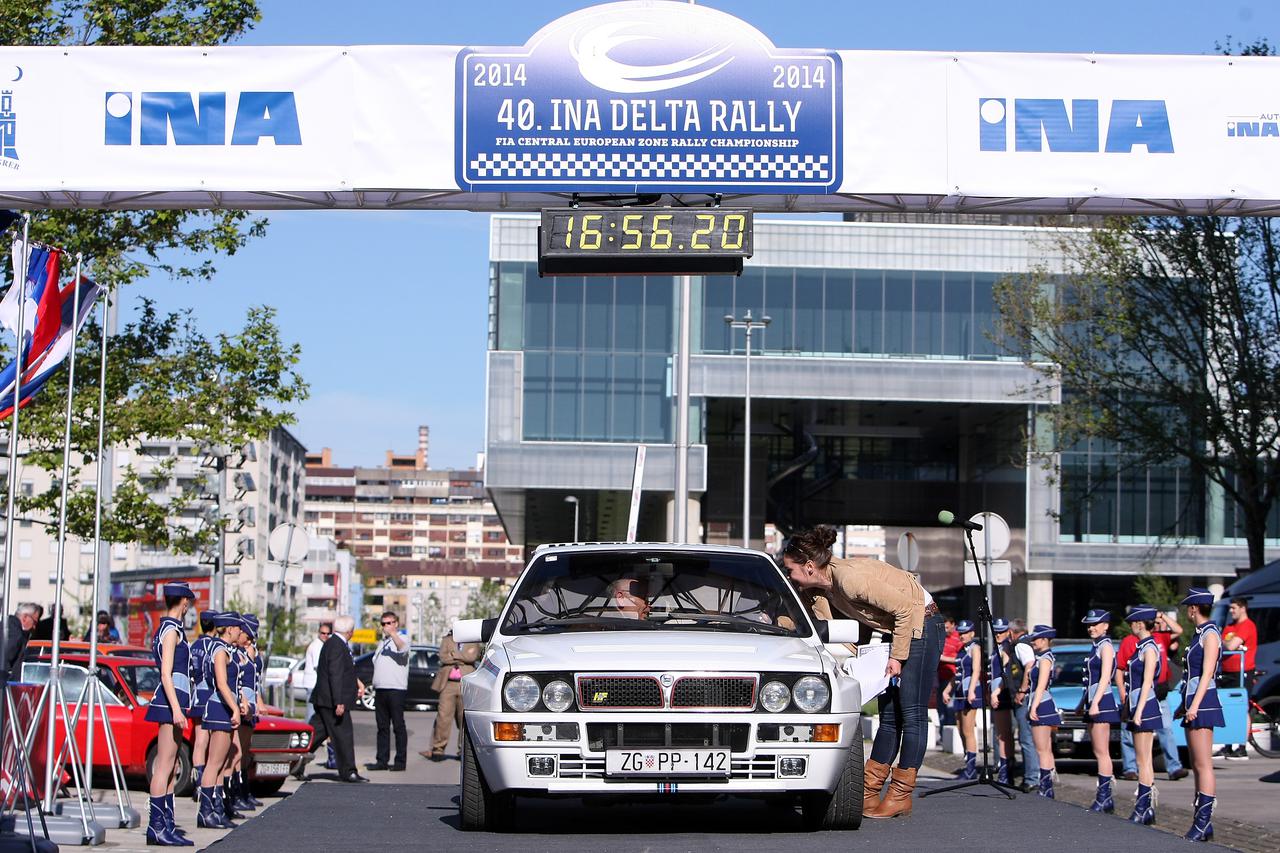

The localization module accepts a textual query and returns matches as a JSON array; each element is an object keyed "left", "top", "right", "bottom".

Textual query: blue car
[{"left": 1045, "top": 643, "right": 1249, "bottom": 758}]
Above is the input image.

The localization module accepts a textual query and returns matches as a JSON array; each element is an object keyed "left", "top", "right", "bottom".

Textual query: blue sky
[{"left": 126, "top": 0, "right": 1280, "bottom": 469}]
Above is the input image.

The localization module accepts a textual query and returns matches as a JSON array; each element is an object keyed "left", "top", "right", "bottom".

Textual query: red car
[{"left": 17, "top": 653, "right": 314, "bottom": 796}]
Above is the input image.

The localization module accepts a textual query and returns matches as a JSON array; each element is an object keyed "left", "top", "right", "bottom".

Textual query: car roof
[
  {"left": 36, "top": 653, "right": 152, "bottom": 666},
  {"left": 530, "top": 542, "right": 777, "bottom": 562}
]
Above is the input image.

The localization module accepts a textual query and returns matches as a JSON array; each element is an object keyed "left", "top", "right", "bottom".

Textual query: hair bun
[{"left": 818, "top": 525, "right": 838, "bottom": 549}]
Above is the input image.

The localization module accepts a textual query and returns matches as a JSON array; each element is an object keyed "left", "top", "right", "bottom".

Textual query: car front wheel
[
  {"left": 800, "top": 736, "right": 864, "bottom": 831},
  {"left": 359, "top": 686, "right": 376, "bottom": 711},
  {"left": 459, "top": 727, "right": 515, "bottom": 831}
]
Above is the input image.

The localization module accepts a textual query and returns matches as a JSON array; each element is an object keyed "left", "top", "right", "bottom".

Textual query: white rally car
[{"left": 453, "top": 543, "right": 866, "bottom": 832}]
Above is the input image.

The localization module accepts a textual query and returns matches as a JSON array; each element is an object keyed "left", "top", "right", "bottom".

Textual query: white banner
[{"left": 1, "top": 2, "right": 1279, "bottom": 212}]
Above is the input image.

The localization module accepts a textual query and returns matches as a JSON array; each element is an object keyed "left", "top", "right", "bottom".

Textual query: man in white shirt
[
  {"left": 295, "top": 623, "right": 333, "bottom": 774},
  {"left": 366, "top": 611, "right": 411, "bottom": 772},
  {"left": 1008, "top": 618, "right": 1039, "bottom": 792}
]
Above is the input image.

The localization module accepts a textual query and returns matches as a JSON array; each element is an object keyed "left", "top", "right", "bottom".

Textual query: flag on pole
[
  {"left": 0, "top": 275, "right": 102, "bottom": 420},
  {"left": 0, "top": 238, "right": 45, "bottom": 352}
]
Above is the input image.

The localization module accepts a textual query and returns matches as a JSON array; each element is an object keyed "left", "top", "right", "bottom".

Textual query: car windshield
[
  {"left": 501, "top": 549, "right": 813, "bottom": 637},
  {"left": 1053, "top": 651, "right": 1088, "bottom": 685}
]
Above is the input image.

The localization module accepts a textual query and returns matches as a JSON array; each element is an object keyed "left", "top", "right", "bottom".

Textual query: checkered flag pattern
[{"left": 468, "top": 151, "right": 831, "bottom": 182}]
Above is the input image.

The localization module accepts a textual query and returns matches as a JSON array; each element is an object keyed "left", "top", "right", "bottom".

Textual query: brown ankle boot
[
  {"left": 865, "top": 766, "right": 917, "bottom": 818},
  {"left": 862, "top": 758, "right": 892, "bottom": 813}
]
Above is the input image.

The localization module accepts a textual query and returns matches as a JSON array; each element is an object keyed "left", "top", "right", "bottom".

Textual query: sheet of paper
[{"left": 839, "top": 642, "right": 891, "bottom": 701}]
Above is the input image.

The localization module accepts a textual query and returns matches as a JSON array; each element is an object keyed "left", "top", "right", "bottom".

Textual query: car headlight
[
  {"left": 503, "top": 674, "right": 540, "bottom": 712},
  {"left": 791, "top": 676, "right": 830, "bottom": 713},
  {"left": 759, "top": 680, "right": 791, "bottom": 713},
  {"left": 541, "top": 680, "right": 574, "bottom": 712}
]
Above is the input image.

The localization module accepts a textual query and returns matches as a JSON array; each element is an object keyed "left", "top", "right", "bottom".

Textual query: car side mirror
[
  {"left": 453, "top": 617, "right": 496, "bottom": 644},
  {"left": 815, "top": 619, "right": 859, "bottom": 644}
]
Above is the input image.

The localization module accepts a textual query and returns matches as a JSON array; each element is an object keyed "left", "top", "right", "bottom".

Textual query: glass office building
[{"left": 485, "top": 216, "right": 1265, "bottom": 625}]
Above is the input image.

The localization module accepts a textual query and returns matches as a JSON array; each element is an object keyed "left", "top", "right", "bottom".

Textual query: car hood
[{"left": 497, "top": 632, "right": 824, "bottom": 673}]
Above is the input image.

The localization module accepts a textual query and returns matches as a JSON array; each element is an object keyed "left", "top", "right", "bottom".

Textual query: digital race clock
[{"left": 537, "top": 207, "right": 754, "bottom": 276}]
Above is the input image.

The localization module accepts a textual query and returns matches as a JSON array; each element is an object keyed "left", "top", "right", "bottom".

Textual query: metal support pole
[
  {"left": 673, "top": 274, "right": 692, "bottom": 543},
  {"left": 3, "top": 214, "right": 31, "bottom": 619},
  {"left": 213, "top": 455, "right": 226, "bottom": 610},
  {"left": 725, "top": 311, "right": 770, "bottom": 549},
  {"left": 84, "top": 287, "right": 110, "bottom": 789}
]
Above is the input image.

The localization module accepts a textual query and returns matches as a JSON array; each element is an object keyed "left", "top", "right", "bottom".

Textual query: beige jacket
[
  {"left": 431, "top": 633, "right": 482, "bottom": 692},
  {"left": 805, "top": 557, "right": 927, "bottom": 662}
]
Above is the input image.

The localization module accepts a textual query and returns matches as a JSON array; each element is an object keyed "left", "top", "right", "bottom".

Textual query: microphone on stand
[{"left": 937, "top": 510, "right": 983, "bottom": 532}]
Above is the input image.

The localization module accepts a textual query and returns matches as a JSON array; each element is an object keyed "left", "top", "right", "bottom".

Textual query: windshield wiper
[
  {"left": 512, "top": 616, "right": 661, "bottom": 633},
  {"left": 659, "top": 613, "right": 792, "bottom": 636}
]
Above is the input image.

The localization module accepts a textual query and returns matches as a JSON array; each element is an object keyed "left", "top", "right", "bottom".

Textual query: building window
[
  {"left": 17, "top": 572, "right": 30, "bottom": 590},
  {"left": 17, "top": 541, "right": 31, "bottom": 559}
]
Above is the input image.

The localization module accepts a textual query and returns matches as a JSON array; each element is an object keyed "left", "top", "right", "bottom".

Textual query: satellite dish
[
  {"left": 969, "top": 512, "right": 1011, "bottom": 561},
  {"left": 896, "top": 531, "right": 920, "bottom": 573},
  {"left": 268, "top": 523, "right": 309, "bottom": 565}
]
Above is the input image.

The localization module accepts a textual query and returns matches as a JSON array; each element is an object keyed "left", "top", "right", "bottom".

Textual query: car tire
[
  {"left": 800, "top": 735, "right": 864, "bottom": 831},
  {"left": 460, "top": 726, "right": 515, "bottom": 831},
  {"left": 360, "top": 686, "right": 377, "bottom": 711},
  {"left": 146, "top": 740, "right": 195, "bottom": 798},
  {"left": 250, "top": 778, "right": 285, "bottom": 797}
]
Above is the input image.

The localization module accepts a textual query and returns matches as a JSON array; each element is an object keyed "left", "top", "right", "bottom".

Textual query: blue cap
[
  {"left": 992, "top": 617, "right": 1010, "bottom": 633},
  {"left": 239, "top": 614, "right": 258, "bottom": 638},
  {"left": 1026, "top": 624, "right": 1057, "bottom": 640},
  {"left": 1180, "top": 588, "right": 1215, "bottom": 607},
  {"left": 162, "top": 581, "right": 195, "bottom": 600},
  {"left": 213, "top": 611, "right": 241, "bottom": 628},
  {"left": 1081, "top": 609, "right": 1112, "bottom": 625},
  {"left": 956, "top": 619, "right": 975, "bottom": 634},
  {"left": 243, "top": 614, "right": 259, "bottom": 631},
  {"left": 1125, "top": 604, "right": 1158, "bottom": 622}
]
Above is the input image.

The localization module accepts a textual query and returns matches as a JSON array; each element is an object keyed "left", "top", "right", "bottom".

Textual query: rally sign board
[{"left": 455, "top": 1, "right": 841, "bottom": 193}]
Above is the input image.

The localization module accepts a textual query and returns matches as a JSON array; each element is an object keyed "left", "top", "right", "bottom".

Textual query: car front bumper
[{"left": 467, "top": 710, "right": 861, "bottom": 795}]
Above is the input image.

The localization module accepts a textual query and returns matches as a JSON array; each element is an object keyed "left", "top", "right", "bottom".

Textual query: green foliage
[
  {"left": 461, "top": 579, "right": 511, "bottom": 621},
  {"left": 994, "top": 215, "right": 1280, "bottom": 570},
  {"left": 1112, "top": 570, "right": 1194, "bottom": 641}
]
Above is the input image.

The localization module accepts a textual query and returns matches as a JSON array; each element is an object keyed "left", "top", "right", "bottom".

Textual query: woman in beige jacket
[{"left": 782, "top": 526, "right": 944, "bottom": 819}]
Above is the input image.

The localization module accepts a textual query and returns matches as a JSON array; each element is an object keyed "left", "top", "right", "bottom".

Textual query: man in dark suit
[{"left": 308, "top": 614, "right": 367, "bottom": 782}]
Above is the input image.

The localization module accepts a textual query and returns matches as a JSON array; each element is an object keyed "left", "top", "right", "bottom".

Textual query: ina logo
[
  {"left": 103, "top": 91, "right": 302, "bottom": 146},
  {"left": 978, "top": 97, "right": 1174, "bottom": 153},
  {"left": 0, "top": 89, "right": 18, "bottom": 165}
]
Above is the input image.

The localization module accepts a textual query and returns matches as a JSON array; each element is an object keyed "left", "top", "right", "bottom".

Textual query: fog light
[
  {"left": 527, "top": 756, "right": 556, "bottom": 777},
  {"left": 494, "top": 722, "right": 523, "bottom": 741},
  {"left": 778, "top": 757, "right": 807, "bottom": 777},
  {"left": 812, "top": 724, "right": 840, "bottom": 743}
]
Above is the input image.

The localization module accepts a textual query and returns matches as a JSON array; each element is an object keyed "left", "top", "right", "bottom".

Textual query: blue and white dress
[
  {"left": 1082, "top": 636, "right": 1121, "bottom": 724},
  {"left": 144, "top": 616, "right": 190, "bottom": 724},
  {"left": 201, "top": 638, "right": 241, "bottom": 732},
  {"left": 952, "top": 640, "right": 984, "bottom": 710},
  {"left": 1029, "top": 650, "right": 1062, "bottom": 726},
  {"left": 236, "top": 645, "right": 259, "bottom": 725},
  {"left": 188, "top": 634, "right": 215, "bottom": 722},
  {"left": 1182, "top": 622, "right": 1225, "bottom": 730},
  {"left": 1125, "top": 635, "right": 1164, "bottom": 732}
]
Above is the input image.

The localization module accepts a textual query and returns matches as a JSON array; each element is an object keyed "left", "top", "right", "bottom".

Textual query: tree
[
  {"left": 461, "top": 579, "right": 510, "bottom": 620},
  {"left": 994, "top": 215, "right": 1280, "bottom": 570}
]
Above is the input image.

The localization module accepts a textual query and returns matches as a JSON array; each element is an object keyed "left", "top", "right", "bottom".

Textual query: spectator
[
  {"left": 423, "top": 630, "right": 481, "bottom": 761},
  {"left": 937, "top": 614, "right": 960, "bottom": 727},
  {"left": 83, "top": 610, "right": 120, "bottom": 643},
  {"left": 1217, "top": 597, "right": 1257, "bottom": 759},
  {"left": 366, "top": 612, "right": 410, "bottom": 772},
  {"left": 1008, "top": 618, "right": 1039, "bottom": 791},
  {"left": 297, "top": 622, "right": 335, "bottom": 773},
  {"left": 34, "top": 602, "right": 69, "bottom": 642},
  {"left": 3, "top": 603, "right": 38, "bottom": 682}
]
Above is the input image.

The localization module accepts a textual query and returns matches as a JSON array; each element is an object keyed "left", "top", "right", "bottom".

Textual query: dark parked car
[{"left": 353, "top": 643, "right": 440, "bottom": 711}]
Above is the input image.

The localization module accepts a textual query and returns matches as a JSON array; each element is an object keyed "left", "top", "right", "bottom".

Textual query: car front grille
[
  {"left": 577, "top": 676, "right": 663, "bottom": 709},
  {"left": 251, "top": 732, "right": 294, "bottom": 750},
  {"left": 671, "top": 676, "right": 756, "bottom": 709},
  {"left": 586, "top": 722, "right": 751, "bottom": 753}
]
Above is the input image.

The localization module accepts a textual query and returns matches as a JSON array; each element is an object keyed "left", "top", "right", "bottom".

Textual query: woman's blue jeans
[{"left": 870, "top": 613, "right": 945, "bottom": 770}]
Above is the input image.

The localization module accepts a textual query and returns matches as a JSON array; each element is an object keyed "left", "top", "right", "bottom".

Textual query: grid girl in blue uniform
[
  {"left": 143, "top": 582, "right": 196, "bottom": 846},
  {"left": 1179, "top": 589, "right": 1224, "bottom": 842},
  {"left": 228, "top": 614, "right": 262, "bottom": 813},
  {"left": 988, "top": 618, "right": 1016, "bottom": 785},
  {"left": 196, "top": 612, "right": 245, "bottom": 829},
  {"left": 951, "top": 619, "right": 982, "bottom": 780},
  {"left": 1026, "top": 624, "right": 1061, "bottom": 798},
  {"left": 187, "top": 610, "right": 218, "bottom": 799},
  {"left": 1081, "top": 609, "right": 1120, "bottom": 814},
  {"left": 1122, "top": 605, "right": 1162, "bottom": 825}
]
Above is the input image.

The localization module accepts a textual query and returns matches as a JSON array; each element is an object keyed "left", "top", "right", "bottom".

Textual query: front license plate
[
  {"left": 254, "top": 762, "right": 291, "bottom": 777},
  {"left": 605, "top": 749, "right": 730, "bottom": 777}
]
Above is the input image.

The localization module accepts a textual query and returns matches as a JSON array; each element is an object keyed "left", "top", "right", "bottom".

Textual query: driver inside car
[{"left": 609, "top": 578, "right": 652, "bottom": 620}]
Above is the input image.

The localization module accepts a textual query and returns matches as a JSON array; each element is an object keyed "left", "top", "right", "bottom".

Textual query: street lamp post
[
  {"left": 564, "top": 495, "right": 580, "bottom": 542},
  {"left": 725, "top": 310, "right": 770, "bottom": 549},
  {"left": 412, "top": 593, "right": 424, "bottom": 643}
]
